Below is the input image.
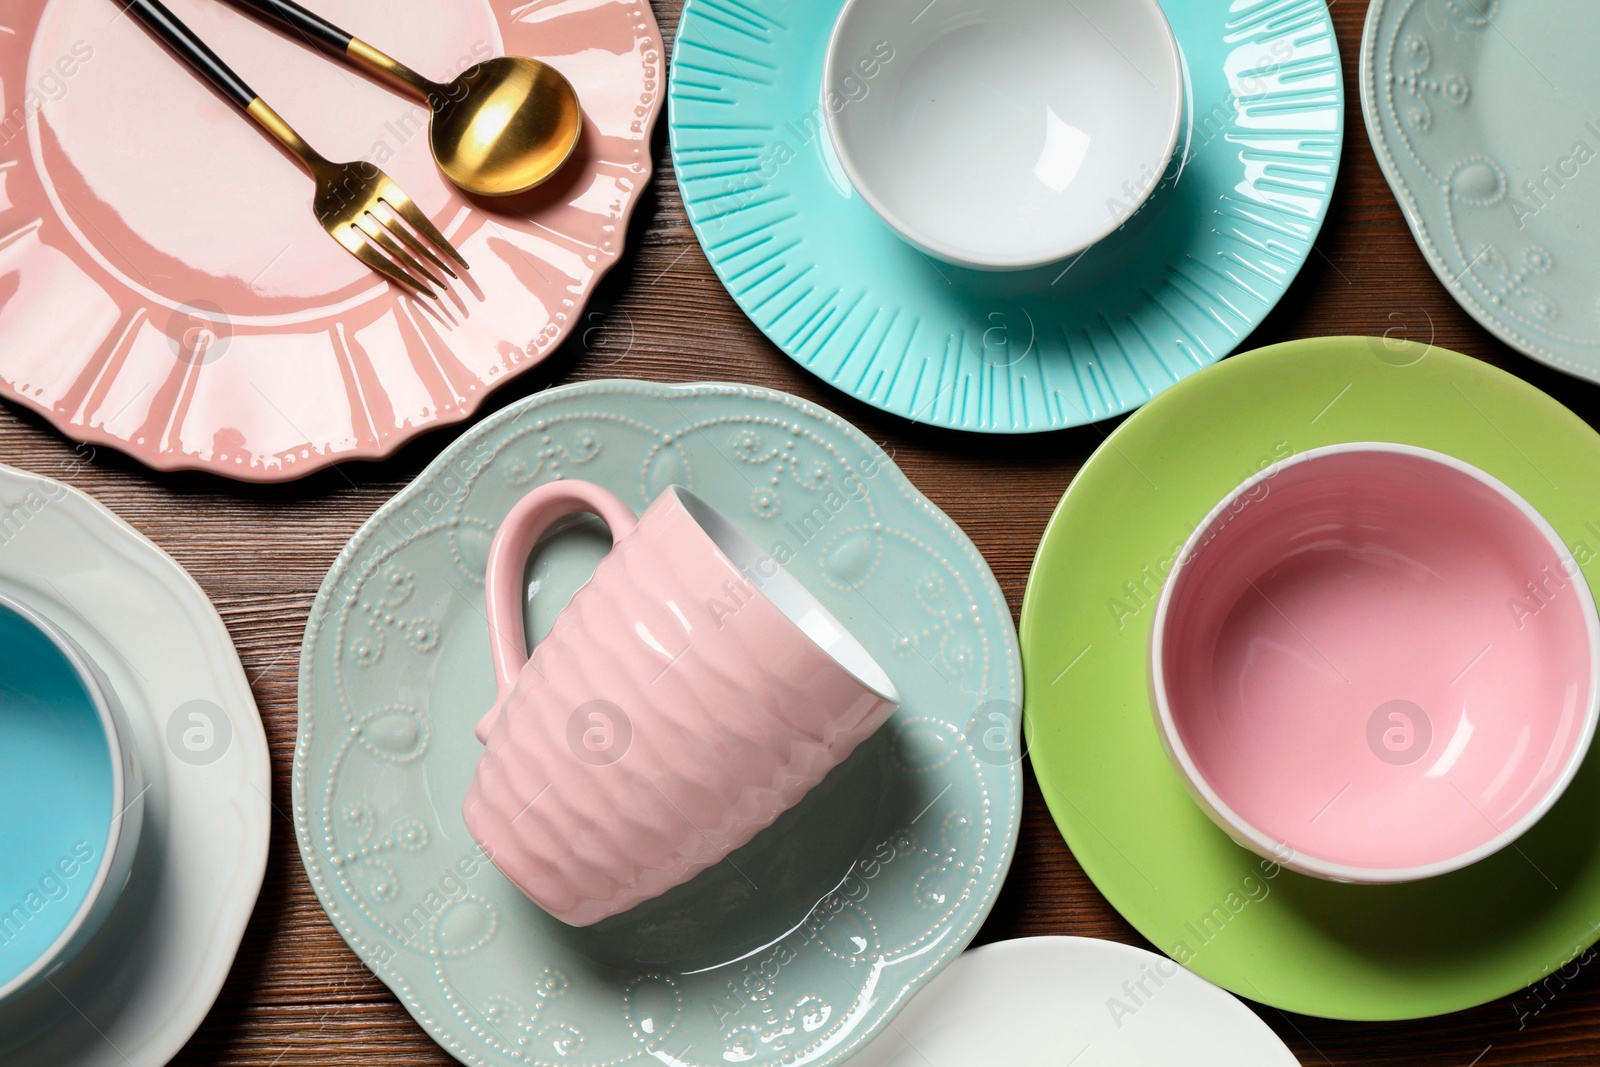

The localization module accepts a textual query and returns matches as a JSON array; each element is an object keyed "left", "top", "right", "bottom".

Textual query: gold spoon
[{"left": 223, "top": 0, "right": 583, "bottom": 196}]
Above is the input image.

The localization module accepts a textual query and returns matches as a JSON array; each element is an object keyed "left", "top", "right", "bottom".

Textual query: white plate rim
[{"left": 0, "top": 461, "right": 270, "bottom": 1066}]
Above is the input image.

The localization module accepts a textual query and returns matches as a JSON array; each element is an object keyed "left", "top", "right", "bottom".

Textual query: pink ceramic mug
[{"left": 462, "top": 481, "right": 901, "bottom": 926}]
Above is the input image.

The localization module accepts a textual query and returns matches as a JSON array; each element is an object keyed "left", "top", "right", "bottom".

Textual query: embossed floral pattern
[
  {"left": 349, "top": 569, "right": 441, "bottom": 668},
  {"left": 296, "top": 382, "right": 1021, "bottom": 1066},
  {"left": 1365, "top": 0, "right": 1600, "bottom": 373}
]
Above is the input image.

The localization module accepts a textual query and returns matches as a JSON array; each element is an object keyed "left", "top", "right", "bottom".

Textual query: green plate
[{"left": 1021, "top": 337, "right": 1600, "bottom": 1021}]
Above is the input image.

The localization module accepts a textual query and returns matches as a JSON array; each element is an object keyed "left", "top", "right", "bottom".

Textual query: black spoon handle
[
  {"left": 119, "top": 0, "right": 331, "bottom": 172},
  {"left": 120, "top": 0, "right": 256, "bottom": 108},
  {"left": 220, "top": 0, "right": 353, "bottom": 54},
  {"left": 215, "top": 0, "right": 435, "bottom": 99}
]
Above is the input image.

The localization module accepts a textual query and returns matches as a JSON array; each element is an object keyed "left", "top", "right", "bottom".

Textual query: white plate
[
  {"left": 848, "top": 937, "right": 1299, "bottom": 1066},
  {"left": 0, "top": 462, "right": 269, "bottom": 1065}
]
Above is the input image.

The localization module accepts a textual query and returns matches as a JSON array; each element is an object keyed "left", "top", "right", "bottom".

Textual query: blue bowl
[{"left": 0, "top": 593, "right": 144, "bottom": 1003}]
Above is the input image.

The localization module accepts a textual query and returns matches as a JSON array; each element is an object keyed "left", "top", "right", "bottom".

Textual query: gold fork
[{"left": 121, "top": 0, "right": 468, "bottom": 298}]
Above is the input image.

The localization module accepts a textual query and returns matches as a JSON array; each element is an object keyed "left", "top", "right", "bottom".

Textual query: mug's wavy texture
[
  {"left": 296, "top": 380, "right": 1022, "bottom": 1067},
  {"left": 466, "top": 485, "right": 898, "bottom": 927},
  {"left": 670, "top": 0, "right": 1343, "bottom": 433}
]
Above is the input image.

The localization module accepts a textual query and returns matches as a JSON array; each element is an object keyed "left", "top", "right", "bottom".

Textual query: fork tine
[
  {"left": 381, "top": 191, "right": 470, "bottom": 272},
  {"left": 335, "top": 227, "right": 438, "bottom": 299},
  {"left": 372, "top": 201, "right": 456, "bottom": 280},
  {"left": 357, "top": 213, "right": 449, "bottom": 292}
]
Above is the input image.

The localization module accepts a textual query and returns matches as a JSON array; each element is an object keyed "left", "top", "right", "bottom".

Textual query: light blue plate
[
  {"left": 1362, "top": 0, "right": 1600, "bottom": 381},
  {"left": 295, "top": 380, "right": 1022, "bottom": 1067},
  {"left": 669, "top": 0, "right": 1343, "bottom": 433}
]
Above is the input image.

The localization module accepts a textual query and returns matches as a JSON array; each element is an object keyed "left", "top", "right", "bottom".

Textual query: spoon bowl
[{"left": 430, "top": 56, "right": 583, "bottom": 198}]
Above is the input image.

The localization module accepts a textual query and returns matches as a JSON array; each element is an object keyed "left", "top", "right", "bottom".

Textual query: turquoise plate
[
  {"left": 1362, "top": 0, "right": 1600, "bottom": 381},
  {"left": 669, "top": 0, "right": 1343, "bottom": 433},
  {"left": 295, "top": 381, "right": 1022, "bottom": 1067}
]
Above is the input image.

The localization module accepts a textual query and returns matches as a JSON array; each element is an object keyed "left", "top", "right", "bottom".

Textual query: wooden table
[{"left": 4, "top": 0, "right": 1598, "bottom": 1063}]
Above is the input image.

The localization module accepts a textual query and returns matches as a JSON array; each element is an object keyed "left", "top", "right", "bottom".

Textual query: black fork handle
[
  {"left": 119, "top": 0, "right": 256, "bottom": 109},
  {"left": 220, "top": 0, "right": 354, "bottom": 54}
]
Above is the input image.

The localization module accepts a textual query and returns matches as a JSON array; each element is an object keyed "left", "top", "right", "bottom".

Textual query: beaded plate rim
[
  {"left": 0, "top": 0, "right": 665, "bottom": 483},
  {"left": 292, "top": 378, "right": 1024, "bottom": 1067},
  {"left": 1360, "top": 0, "right": 1600, "bottom": 380}
]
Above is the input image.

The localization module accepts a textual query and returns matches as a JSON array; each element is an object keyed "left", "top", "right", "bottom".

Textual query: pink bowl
[{"left": 1151, "top": 443, "right": 1600, "bottom": 883}]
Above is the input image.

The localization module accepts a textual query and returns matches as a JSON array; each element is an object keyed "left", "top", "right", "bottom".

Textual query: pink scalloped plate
[{"left": 0, "top": 0, "right": 661, "bottom": 481}]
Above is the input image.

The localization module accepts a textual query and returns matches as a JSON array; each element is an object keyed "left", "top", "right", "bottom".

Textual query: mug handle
[{"left": 478, "top": 480, "right": 640, "bottom": 743}]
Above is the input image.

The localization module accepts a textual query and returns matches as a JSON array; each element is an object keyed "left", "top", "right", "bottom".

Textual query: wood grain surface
[{"left": 4, "top": 1, "right": 1599, "bottom": 1063}]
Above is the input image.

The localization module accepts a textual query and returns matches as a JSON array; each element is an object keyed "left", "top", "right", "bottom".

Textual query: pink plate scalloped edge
[{"left": 0, "top": 0, "right": 662, "bottom": 482}]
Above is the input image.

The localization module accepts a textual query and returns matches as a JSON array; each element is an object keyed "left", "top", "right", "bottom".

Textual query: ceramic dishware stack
[
  {"left": 1023, "top": 337, "right": 1600, "bottom": 1021},
  {"left": 0, "top": 464, "right": 268, "bottom": 1067},
  {"left": 670, "top": 0, "right": 1343, "bottom": 433},
  {"left": 21, "top": 0, "right": 1600, "bottom": 1060}
]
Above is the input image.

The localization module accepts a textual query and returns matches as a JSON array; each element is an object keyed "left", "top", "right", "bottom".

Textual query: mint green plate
[
  {"left": 1362, "top": 0, "right": 1600, "bottom": 380},
  {"left": 295, "top": 381, "right": 1021, "bottom": 1066},
  {"left": 1021, "top": 337, "right": 1600, "bottom": 1021},
  {"left": 669, "top": 0, "right": 1343, "bottom": 433}
]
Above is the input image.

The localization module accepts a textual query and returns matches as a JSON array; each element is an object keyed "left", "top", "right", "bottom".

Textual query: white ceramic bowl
[{"left": 825, "top": 0, "right": 1184, "bottom": 271}]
